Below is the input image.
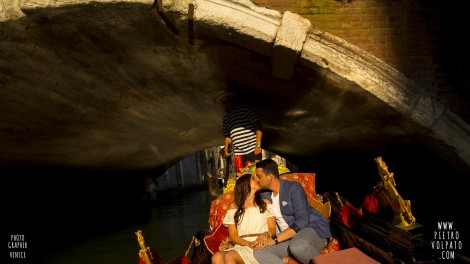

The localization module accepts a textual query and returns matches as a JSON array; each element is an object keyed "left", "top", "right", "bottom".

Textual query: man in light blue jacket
[{"left": 253, "top": 158, "right": 332, "bottom": 264}]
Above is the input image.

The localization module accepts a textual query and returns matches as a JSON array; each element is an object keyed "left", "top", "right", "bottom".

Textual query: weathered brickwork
[{"left": 252, "top": 0, "right": 469, "bottom": 123}]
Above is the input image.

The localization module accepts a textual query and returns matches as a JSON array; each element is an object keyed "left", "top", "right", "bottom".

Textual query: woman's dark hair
[{"left": 233, "top": 174, "right": 267, "bottom": 225}]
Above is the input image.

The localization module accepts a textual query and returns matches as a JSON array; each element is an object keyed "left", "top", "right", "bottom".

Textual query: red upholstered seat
[
  {"left": 312, "top": 247, "right": 379, "bottom": 264},
  {"left": 280, "top": 173, "right": 316, "bottom": 200},
  {"left": 208, "top": 173, "right": 317, "bottom": 230},
  {"left": 206, "top": 172, "right": 340, "bottom": 261},
  {"left": 209, "top": 191, "right": 235, "bottom": 230}
]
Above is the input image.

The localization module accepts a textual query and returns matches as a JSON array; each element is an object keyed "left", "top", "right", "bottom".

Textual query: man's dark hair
[{"left": 256, "top": 158, "right": 279, "bottom": 179}]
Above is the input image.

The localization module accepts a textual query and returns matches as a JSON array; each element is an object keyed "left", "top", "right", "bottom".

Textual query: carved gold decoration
[
  {"left": 135, "top": 230, "right": 154, "bottom": 264},
  {"left": 194, "top": 237, "right": 201, "bottom": 247},
  {"left": 309, "top": 195, "right": 331, "bottom": 220},
  {"left": 374, "top": 156, "right": 416, "bottom": 227},
  {"left": 224, "top": 163, "right": 290, "bottom": 193}
]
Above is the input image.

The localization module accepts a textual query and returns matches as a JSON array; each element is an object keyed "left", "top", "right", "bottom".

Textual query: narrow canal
[{"left": 40, "top": 187, "right": 216, "bottom": 264}]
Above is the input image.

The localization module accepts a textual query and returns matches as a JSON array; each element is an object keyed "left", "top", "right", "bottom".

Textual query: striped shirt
[{"left": 223, "top": 105, "right": 260, "bottom": 155}]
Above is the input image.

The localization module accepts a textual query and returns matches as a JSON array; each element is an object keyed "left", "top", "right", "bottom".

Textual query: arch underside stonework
[
  {"left": 165, "top": 0, "right": 470, "bottom": 169},
  {"left": 2, "top": 0, "right": 467, "bottom": 171}
]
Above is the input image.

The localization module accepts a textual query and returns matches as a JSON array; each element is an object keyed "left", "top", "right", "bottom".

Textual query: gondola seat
[{"left": 206, "top": 172, "right": 340, "bottom": 263}]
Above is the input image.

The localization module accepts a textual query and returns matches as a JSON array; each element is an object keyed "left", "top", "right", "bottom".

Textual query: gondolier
[{"left": 215, "top": 90, "right": 263, "bottom": 173}]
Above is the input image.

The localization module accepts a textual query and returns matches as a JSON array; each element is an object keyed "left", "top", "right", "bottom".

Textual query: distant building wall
[{"left": 156, "top": 152, "right": 204, "bottom": 191}]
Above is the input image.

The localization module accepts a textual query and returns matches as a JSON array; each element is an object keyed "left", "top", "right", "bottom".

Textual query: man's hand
[
  {"left": 252, "top": 232, "right": 273, "bottom": 249},
  {"left": 254, "top": 146, "right": 262, "bottom": 155}
]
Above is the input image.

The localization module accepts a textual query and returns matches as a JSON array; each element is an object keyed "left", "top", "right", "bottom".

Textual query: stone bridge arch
[
  {"left": 0, "top": 0, "right": 468, "bottom": 173},
  {"left": 162, "top": 0, "right": 470, "bottom": 170}
]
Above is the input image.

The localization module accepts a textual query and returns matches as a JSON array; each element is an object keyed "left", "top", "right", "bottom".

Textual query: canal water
[{"left": 39, "top": 187, "right": 216, "bottom": 264}]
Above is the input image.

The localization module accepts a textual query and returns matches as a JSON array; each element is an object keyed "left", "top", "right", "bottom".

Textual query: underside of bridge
[{"left": 2, "top": 0, "right": 469, "bottom": 259}]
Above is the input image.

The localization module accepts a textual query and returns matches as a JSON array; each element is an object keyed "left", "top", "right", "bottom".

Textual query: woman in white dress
[{"left": 212, "top": 173, "right": 276, "bottom": 264}]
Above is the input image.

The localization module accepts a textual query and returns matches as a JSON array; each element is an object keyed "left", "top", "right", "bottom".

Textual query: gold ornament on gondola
[
  {"left": 136, "top": 230, "right": 154, "bottom": 264},
  {"left": 373, "top": 156, "right": 416, "bottom": 227}
]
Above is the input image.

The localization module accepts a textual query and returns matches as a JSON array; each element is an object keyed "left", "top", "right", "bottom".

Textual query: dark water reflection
[{"left": 42, "top": 187, "right": 215, "bottom": 264}]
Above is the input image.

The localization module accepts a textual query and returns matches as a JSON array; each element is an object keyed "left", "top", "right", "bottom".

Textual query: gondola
[{"left": 137, "top": 157, "right": 439, "bottom": 264}]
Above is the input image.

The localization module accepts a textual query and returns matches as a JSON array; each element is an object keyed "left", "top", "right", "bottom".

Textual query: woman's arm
[{"left": 227, "top": 224, "right": 251, "bottom": 247}]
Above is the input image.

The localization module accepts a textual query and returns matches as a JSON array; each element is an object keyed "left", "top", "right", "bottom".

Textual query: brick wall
[{"left": 253, "top": 0, "right": 469, "bottom": 123}]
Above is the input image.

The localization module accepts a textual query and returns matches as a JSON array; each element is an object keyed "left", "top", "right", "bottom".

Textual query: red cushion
[
  {"left": 203, "top": 223, "right": 229, "bottom": 255},
  {"left": 206, "top": 172, "right": 339, "bottom": 261},
  {"left": 208, "top": 173, "right": 316, "bottom": 230},
  {"left": 312, "top": 247, "right": 379, "bottom": 264},
  {"left": 208, "top": 192, "right": 235, "bottom": 230},
  {"left": 280, "top": 173, "right": 316, "bottom": 200}
]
